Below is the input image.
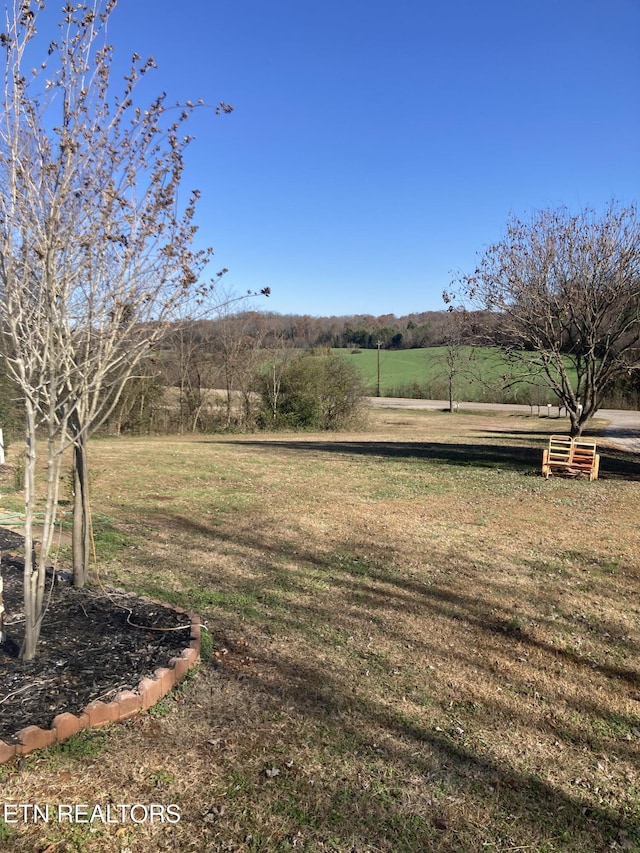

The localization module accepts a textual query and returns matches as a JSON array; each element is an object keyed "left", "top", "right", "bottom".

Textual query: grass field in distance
[{"left": 332, "top": 346, "right": 573, "bottom": 404}]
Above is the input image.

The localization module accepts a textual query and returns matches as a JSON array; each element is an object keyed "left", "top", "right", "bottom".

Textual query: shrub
[{"left": 258, "top": 353, "right": 366, "bottom": 430}]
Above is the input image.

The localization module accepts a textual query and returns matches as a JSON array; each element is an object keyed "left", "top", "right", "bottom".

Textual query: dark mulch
[{"left": 0, "top": 528, "right": 192, "bottom": 745}]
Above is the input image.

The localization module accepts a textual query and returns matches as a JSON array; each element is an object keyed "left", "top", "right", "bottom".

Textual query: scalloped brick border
[{"left": 0, "top": 609, "right": 201, "bottom": 765}]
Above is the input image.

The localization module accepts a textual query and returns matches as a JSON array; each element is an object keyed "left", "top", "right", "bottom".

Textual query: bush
[{"left": 258, "top": 353, "right": 367, "bottom": 430}]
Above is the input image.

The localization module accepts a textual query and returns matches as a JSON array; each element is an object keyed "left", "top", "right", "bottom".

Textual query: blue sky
[{"left": 106, "top": 0, "right": 639, "bottom": 317}]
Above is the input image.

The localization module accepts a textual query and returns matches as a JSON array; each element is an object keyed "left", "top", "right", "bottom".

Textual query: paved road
[{"left": 367, "top": 397, "right": 640, "bottom": 453}]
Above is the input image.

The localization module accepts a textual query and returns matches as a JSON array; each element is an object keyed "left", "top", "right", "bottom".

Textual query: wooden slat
[{"left": 541, "top": 435, "right": 599, "bottom": 480}]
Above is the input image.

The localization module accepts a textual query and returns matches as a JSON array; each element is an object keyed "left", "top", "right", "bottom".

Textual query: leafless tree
[
  {"left": 259, "top": 331, "right": 297, "bottom": 422},
  {"left": 438, "top": 301, "right": 472, "bottom": 413},
  {"left": 170, "top": 322, "right": 217, "bottom": 433},
  {"left": 450, "top": 203, "right": 640, "bottom": 435},
  {"left": 104, "top": 357, "right": 164, "bottom": 435},
  {"left": 209, "top": 297, "right": 266, "bottom": 428},
  {"left": 0, "top": 0, "right": 236, "bottom": 657}
]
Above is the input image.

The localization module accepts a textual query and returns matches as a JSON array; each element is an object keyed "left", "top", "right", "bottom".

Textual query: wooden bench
[{"left": 542, "top": 435, "right": 600, "bottom": 481}]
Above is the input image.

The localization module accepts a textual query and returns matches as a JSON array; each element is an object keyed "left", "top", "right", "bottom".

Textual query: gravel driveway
[{"left": 598, "top": 408, "right": 640, "bottom": 454}]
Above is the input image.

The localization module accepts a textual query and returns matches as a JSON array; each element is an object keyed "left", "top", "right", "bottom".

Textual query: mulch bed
[{"left": 0, "top": 528, "right": 192, "bottom": 745}]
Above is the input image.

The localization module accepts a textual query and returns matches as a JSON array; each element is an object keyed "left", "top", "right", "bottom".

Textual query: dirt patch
[{"left": 0, "top": 528, "right": 192, "bottom": 745}]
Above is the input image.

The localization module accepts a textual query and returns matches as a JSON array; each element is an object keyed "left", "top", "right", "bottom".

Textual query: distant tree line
[
  {"left": 3, "top": 302, "right": 637, "bottom": 442},
  {"left": 97, "top": 308, "right": 501, "bottom": 434},
  {"left": 180, "top": 308, "right": 501, "bottom": 352}
]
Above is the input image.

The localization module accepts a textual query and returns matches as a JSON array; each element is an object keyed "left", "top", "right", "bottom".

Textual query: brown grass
[{"left": 1, "top": 408, "right": 639, "bottom": 852}]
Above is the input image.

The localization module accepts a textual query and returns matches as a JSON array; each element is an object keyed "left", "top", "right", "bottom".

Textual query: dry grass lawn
[{"left": 1, "top": 408, "right": 639, "bottom": 853}]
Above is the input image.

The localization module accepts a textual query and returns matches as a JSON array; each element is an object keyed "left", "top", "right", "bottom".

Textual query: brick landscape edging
[{"left": 0, "top": 610, "right": 201, "bottom": 765}]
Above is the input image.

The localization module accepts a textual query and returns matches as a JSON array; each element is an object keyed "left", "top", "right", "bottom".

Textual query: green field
[{"left": 333, "top": 346, "right": 571, "bottom": 404}]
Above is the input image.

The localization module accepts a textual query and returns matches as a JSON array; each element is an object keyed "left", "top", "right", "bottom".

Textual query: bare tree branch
[
  {"left": 450, "top": 203, "right": 640, "bottom": 435},
  {"left": 0, "top": 0, "right": 235, "bottom": 656}
]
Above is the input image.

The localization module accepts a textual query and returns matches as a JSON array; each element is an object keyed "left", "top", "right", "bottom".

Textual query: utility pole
[{"left": 376, "top": 341, "right": 383, "bottom": 397}]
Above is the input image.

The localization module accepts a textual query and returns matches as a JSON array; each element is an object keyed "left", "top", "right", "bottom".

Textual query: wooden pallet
[{"left": 541, "top": 435, "right": 600, "bottom": 481}]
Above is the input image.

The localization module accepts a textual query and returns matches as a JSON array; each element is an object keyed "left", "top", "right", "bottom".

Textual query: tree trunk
[
  {"left": 21, "top": 403, "right": 42, "bottom": 660},
  {"left": 225, "top": 369, "right": 233, "bottom": 427},
  {"left": 72, "top": 432, "right": 91, "bottom": 588},
  {"left": 0, "top": 572, "right": 5, "bottom": 645}
]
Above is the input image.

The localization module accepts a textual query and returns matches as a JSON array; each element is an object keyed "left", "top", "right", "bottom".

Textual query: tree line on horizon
[{"left": 192, "top": 307, "right": 499, "bottom": 352}]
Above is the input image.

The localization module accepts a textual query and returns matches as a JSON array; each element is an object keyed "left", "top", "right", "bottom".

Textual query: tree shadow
[
  {"left": 222, "top": 434, "right": 640, "bottom": 480},
  {"left": 142, "top": 507, "right": 640, "bottom": 851},
  {"left": 225, "top": 438, "right": 540, "bottom": 472},
  {"left": 468, "top": 429, "right": 640, "bottom": 480},
  {"left": 206, "top": 634, "right": 639, "bottom": 851},
  {"left": 596, "top": 446, "right": 640, "bottom": 480}
]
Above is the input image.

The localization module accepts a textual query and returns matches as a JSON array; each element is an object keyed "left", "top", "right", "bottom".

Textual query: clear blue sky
[{"left": 106, "top": 0, "right": 638, "bottom": 317}]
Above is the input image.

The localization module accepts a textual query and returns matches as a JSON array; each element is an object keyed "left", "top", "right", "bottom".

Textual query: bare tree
[
  {"left": 170, "top": 323, "right": 212, "bottom": 433},
  {"left": 0, "top": 0, "right": 238, "bottom": 657},
  {"left": 450, "top": 203, "right": 640, "bottom": 435},
  {"left": 260, "top": 332, "right": 297, "bottom": 422},
  {"left": 210, "top": 299, "right": 264, "bottom": 428},
  {"left": 102, "top": 357, "right": 164, "bottom": 435},
  {"left": 438, "top": 301, "right": 473, "bottom": 413}
]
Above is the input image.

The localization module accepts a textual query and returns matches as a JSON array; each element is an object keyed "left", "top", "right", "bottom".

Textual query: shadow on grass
[
  {"left": 597, "top": 446, "right": 640, "bottom": 480},
  {"left": 478, "top": 429, "right": 640, "bottom": 480},
  {"left": 150, "top": 509, "right": 640, "bottom": 695},
  {"left": 138, "top": 509, "right": 640, "bottom": 850},
  {"left": 224, "top": 436, "right": 640, "bottom": 479},
  {"left": 226, "top": 438, "right": 540, "bottom": 472},
  {"left": 207, "top": 636, "right": 639, "bottom": 852}
]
